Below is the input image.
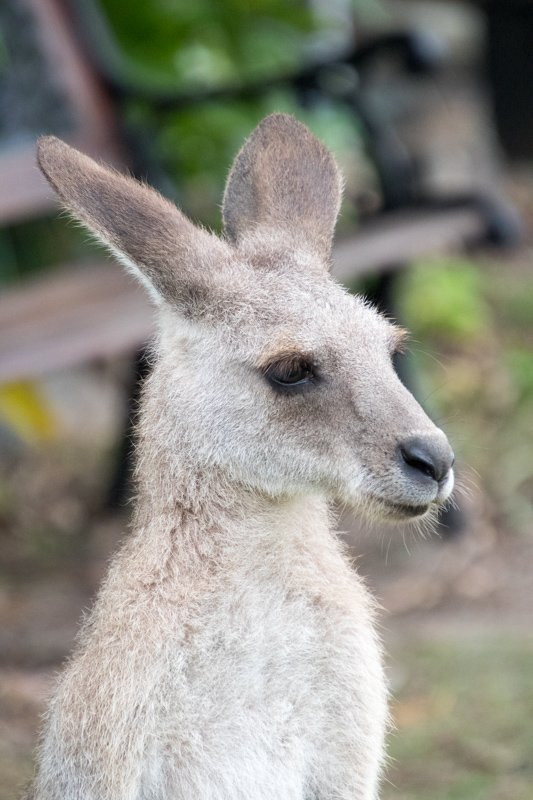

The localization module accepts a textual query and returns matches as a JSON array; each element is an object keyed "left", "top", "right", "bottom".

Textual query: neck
[
  {"left": 116, "top": 434, "right": 333, "bottom": 593},
  {"left": 133, "top": 434, "right": 329, "bottom": 538}
]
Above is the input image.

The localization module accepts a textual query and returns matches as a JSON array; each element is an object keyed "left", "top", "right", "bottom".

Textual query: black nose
[{"left": 399, "top": 435, "right": 454, "bottom": 484}]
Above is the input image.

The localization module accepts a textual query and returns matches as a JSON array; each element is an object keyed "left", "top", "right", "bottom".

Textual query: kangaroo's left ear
[
  {"left": 222, "top": 113, "right": 343, "bottom": 264},
  {"left": 37, "top": 136, "right": 230, "bottom": 310}
]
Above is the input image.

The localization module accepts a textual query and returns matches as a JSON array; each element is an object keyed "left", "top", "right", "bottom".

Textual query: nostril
[
  {"left": 401, "top": 447, "right": 438, "bottom": 481},
  {"left": 399, "top": 436, "right": 454, "bottom": 484}
]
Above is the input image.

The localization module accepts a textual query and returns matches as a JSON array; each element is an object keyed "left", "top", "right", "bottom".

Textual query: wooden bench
[
  {"left": 1, "top": 0, "right": 522, "bottom": 534},
  {"left": 0, "top": 0, "right": 125, "bottom": 227},
  {"left": 0, "top": 0, "right": 518, "bottom": 385},
  {"left": 0, "top": 204, "right": 491, "bottom": 384}
]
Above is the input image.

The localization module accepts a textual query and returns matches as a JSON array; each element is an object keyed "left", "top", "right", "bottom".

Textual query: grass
[{"left": 384, "top": 637, "right": 533, "bottom": 800}]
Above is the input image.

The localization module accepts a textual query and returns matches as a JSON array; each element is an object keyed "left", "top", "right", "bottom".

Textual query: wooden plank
[
  {"left": 0, "top": 141, "right": 123, "bottom": 226},
  {"left": 0, "top": 145, "right": 57, "bottom": 225},
  {"left": 0, "top": 0, "right": 125, "bottom": 224},
  {"left": 0, "top": 262, "right": 136, "bottom": 327},
  {"left": 332, "top": 206, "right": 487, "bottom": 282},
  {"left": 0, "top": 204, "right": 490, "bottom": 383},
  {"left": 0, "top": 263, "right": 154, "bottom": 382},
  {"left": 28, "top": 0, "right": 120, "bottom": 153}
]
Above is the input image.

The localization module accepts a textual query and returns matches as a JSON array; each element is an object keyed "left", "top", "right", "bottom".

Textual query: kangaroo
[{"left": 29, "top": 114, "right": 454, "bottom": 800}]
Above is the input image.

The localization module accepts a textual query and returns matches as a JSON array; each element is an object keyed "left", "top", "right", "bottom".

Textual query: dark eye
[{"left": 263, "top": 355, "right": 317, "bottom": 394}]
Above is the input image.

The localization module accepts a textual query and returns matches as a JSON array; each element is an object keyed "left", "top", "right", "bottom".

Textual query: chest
[
  {"left": 161, "top": 563, "right": 380, "bottom": 743},
  {"left": 139, "top": 536, "right": 386, "bottom": 798}
]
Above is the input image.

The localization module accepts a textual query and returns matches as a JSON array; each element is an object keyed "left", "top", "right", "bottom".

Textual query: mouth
[
  {"left": 381, "top": 500, "right": 431, "bottom": 520},
  {"left": 344, "top": 468, "right": 454, "bottom": 524},
  {"left": 364, "top": 494, "right": 432, "bottom": 522}
]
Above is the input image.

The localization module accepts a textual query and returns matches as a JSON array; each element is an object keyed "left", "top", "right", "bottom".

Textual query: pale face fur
[
  {"left": 154, "top": 255, "right": 453, "bottom": 520},
  {"left": 37, "top": 114, "right": 453, "bottom": 524},
  {"left": 30, "top": 114, "right": 454, "bottom": 800}
]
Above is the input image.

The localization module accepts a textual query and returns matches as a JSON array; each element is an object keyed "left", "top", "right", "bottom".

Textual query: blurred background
[{"left": 0, "top": 1, "right": 532, "bottom": 798}]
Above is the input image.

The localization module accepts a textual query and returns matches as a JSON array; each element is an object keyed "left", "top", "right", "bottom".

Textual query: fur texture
[{"left": 28, "top": 114, "right": 454, "bottom": 799}]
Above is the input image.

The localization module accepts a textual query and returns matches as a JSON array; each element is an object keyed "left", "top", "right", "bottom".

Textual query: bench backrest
[{"left": 0, "top": 0, "right": 124, "bottom": 225}]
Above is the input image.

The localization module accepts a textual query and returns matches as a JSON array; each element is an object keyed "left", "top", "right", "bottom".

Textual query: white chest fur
[
  {"left": 149, "top": 561, "right": 387, "bottom": 800},
  {"left": 34, "top": 506, "right": 387, "bottom": 800}
]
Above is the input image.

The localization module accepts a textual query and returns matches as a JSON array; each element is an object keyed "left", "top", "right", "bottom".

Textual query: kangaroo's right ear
[
  {"left": 222, "top": 114, "right": 343, "bottom": 265},
  {"left": 37, "top": 137, "right": 230, "bottom": 309}
]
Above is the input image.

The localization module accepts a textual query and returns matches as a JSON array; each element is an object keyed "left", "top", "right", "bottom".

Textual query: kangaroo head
[{"left": 37, "top": 114, "right": 454, "bottom": 521}]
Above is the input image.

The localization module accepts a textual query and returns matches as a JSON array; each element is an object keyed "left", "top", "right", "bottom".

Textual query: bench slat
[
  {"left": 333, "top": 206, "right": 486, "bottom": 282},
  {"left": 0, "top": 204, "right": 488, "bottom": 383},
  {"left": 0, "top": 263, "right": 153, "bottom": 382}
]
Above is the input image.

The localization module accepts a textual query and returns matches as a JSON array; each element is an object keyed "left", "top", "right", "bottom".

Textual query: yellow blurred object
[{"left": 0, "top": 381, "right": 57, "bottom": 440}]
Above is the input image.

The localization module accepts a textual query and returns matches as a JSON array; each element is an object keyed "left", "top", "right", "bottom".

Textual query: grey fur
[{"left": 28, "top": 114, "right": 454, "bottom": 799}]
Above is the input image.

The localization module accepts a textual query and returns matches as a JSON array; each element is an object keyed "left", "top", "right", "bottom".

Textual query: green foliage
[
  {"left": 0, "top": 219, "right": 97, "bottom": 286},
  {"left": 101, "top": 0, "right": 318, "bottom": 88},
  {"left": 142, "top": 93, "right": 368, "bottom": 226},
  {"left": 487, "top": 270, "right": 533, "bottom": 331},
  {"left": 398, "top": 257, "right": 490, "bottom": 344},
  {"left": 396, "top": 257, "right": 533, "bottom": 537},
  {"left": 507, "top": 348, "right": 533, "bottom": 402},
  {"left": 99, "top": 0, "right": 384, "bottom": 88},
  {"left": 99, "top": 0, "right": 376, "bottom": 227}
]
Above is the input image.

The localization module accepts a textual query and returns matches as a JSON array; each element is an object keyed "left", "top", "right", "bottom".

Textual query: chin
[
  {"left": 372, "top": 498, "right": 433, "bottom": 523},
  {"left": 339, "top": 488, "right": 437, "bottom": 525},
  {"left": 332, "top": 473, "right": 453, "bottom": 526}
]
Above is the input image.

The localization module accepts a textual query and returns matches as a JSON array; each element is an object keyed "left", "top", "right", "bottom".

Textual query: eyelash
[{"left": 263, "top": 356, "right": 318, "bottom": 395}]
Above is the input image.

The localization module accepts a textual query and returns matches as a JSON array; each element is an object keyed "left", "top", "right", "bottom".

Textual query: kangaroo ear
[
  {"left": 222, "top": 114, "right": 343, "bottom": 264},
  {"left": 37, "top": 137, "right": 229, "bottom": 309}
]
